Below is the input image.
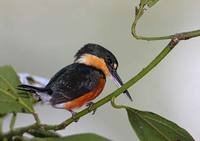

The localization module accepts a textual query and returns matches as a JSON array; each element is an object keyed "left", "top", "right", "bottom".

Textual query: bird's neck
[{"left": 75, "top": 54, "right": 110, "bottom": 76}]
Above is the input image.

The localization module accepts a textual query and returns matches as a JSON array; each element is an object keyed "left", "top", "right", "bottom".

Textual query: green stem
[
  {"left": 0, "top": 38, "right": 178, "bottom": 138},
  {"left": 1, "top": 30, "right": 199, "bottom": 138},
  {"left": 111, "top": 97, "right": 127, "bottom": 109},
  {"left": 9, "top": 113, "right": 17, "bottom": 131},
  {"left": 3, "top": 7, "right": 200, "bottom": 137},
  {"left": 0, "top": 117, "right": 3, "bottom": 134},
  {"left": 55, "top": 38, "right": 178, "bottom": 130},
  {"left": 27, "top": 128, "right": 60, "bottom": 138},
  {"left": 132, "top": 29, "right": 200, "bottom": 41},
  {"left": 32, "top": 113, "right": 41, "bottom": 125},
  {"left": 1, "top": 124, "right": 38, "bottom": 140},
  {"left": 131, "top": 0, "right": 200, "bottom": 41}
]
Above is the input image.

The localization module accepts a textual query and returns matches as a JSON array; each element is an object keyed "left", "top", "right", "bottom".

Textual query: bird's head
[{"left": 74, "top": 43, "right": 133, "bottom": 101}]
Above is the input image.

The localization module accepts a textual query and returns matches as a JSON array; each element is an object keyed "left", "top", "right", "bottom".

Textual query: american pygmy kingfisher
[{"left": 18, "top": 43, "right": 132, "bottom": 116}]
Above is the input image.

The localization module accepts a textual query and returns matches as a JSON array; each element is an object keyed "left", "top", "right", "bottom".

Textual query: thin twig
[
  {"left": 0, "top": 116, "right": 3, "bottom": 135},
  {"left": 27, "top": 128, "right": 60, "bottom": 138},
  {"left": 132, "top": 1, "right": 200, "bottom": 41},
  {"left": 32, "top": 113, "right": 41, "bottom": 125},
  {"left": 9, "top": 113, "right": 17, "bottom": 131}
]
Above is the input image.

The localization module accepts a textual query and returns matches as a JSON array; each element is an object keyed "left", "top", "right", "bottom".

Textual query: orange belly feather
[{"left": 64, "top": 78, "right": 105, "bottom": 110}]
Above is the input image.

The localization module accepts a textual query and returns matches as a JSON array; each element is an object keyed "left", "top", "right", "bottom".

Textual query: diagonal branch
[
  {"left": 1, "top": 29, "right": 199, "bottom": 140},
  {"left": 1, "top": 1, "right": 200, "bottom": 139}
]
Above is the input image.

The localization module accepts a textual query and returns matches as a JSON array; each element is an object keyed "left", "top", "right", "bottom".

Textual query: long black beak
[{"left": 110, "top": 69, "right": 133, "bottom": 101}]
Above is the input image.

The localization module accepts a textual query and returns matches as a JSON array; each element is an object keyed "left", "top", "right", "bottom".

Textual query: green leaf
[
  {"left": 140, "top": 0, "right": 159, "bottom": 8},
  {"left": 136, "top": 0, "right": 159, "bottom": 21},
  {"left": 24, "top": 133, "right": 110, "bottom": 141},
  {"left": 0, "top": 65, "right": 20, "bottom": 86},
  {"left": 126, "top": 107, "right": 194, "bottom": 141},
  {"left": 0, "top": 65, "right": 34, "bottom": 114},
  {"left": 146, "top": 0, "right": 159, "bottom": 7}
]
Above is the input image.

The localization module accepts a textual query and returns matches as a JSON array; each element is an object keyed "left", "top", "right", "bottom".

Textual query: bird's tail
[
  {"left": 17, "top": 84, "right": 49, "bottom": 93},
  {"left": 17, "top": 84, "right": 52, "bottom": 102}
]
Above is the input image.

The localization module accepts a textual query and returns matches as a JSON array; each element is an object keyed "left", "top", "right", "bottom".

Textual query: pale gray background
[{"left": 0, "top": 0, "right": 200, "bottom": 141}]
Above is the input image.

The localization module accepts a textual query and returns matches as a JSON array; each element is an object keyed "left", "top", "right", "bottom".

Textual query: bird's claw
[
  {"left": 69, "top": 110, "right": 79, "bottom": 122},
  {"left": 86, "top": 102, "right": 96, "bottom": 115}
]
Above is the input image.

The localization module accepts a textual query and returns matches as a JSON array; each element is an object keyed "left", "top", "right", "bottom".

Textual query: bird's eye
[{"left": 113, "top": 63, "right": 117, "bottom": 69}]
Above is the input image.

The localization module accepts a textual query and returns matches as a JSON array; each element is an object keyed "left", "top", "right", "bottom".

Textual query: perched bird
[{"left": 18, "top": 43, "right": 132, "bottom": 116}]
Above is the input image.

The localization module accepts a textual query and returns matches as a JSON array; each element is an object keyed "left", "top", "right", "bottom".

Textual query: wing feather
[{"left": 46, "top": 63, "right": 105, "bottom": 104}]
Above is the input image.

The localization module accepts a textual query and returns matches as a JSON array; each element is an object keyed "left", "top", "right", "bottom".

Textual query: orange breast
[{"left": 64, "top": 78, "right": 106, "bottom": 110}]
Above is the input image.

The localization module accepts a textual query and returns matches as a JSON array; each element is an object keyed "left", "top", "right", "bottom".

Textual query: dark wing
[{"left": 46, "top": 63, "right": 105, "bottom": 104}]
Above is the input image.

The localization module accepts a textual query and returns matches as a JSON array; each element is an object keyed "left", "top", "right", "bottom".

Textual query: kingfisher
[{"left": 18, "top": 43, "right": 132, "bottom": 117}]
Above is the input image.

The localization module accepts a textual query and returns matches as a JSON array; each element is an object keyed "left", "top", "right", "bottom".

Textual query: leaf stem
[
  {"left": 110, "top": 97, "right": 127, "bottom": 109},
  {"left": 0, "top": 117, "right": 3, "bottom": 135},
  {"left": 9, "top": 113, "right": 17, "bottom": 131},
  {"left": 32, "top": 113, "right": 41, "bottom": 125}
]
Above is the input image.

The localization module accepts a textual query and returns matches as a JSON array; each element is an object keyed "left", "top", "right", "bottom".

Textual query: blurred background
[{"left": 0, "top": 0, "right": 200, "bottom": 140}]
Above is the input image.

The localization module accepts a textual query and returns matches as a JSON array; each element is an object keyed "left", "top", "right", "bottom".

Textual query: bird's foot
[
  {"left": 86, "top": 102, "right": 96, "bottom": 115},
  {"left": 69, "top": 110, "right": 79, "bottom": 122}
]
